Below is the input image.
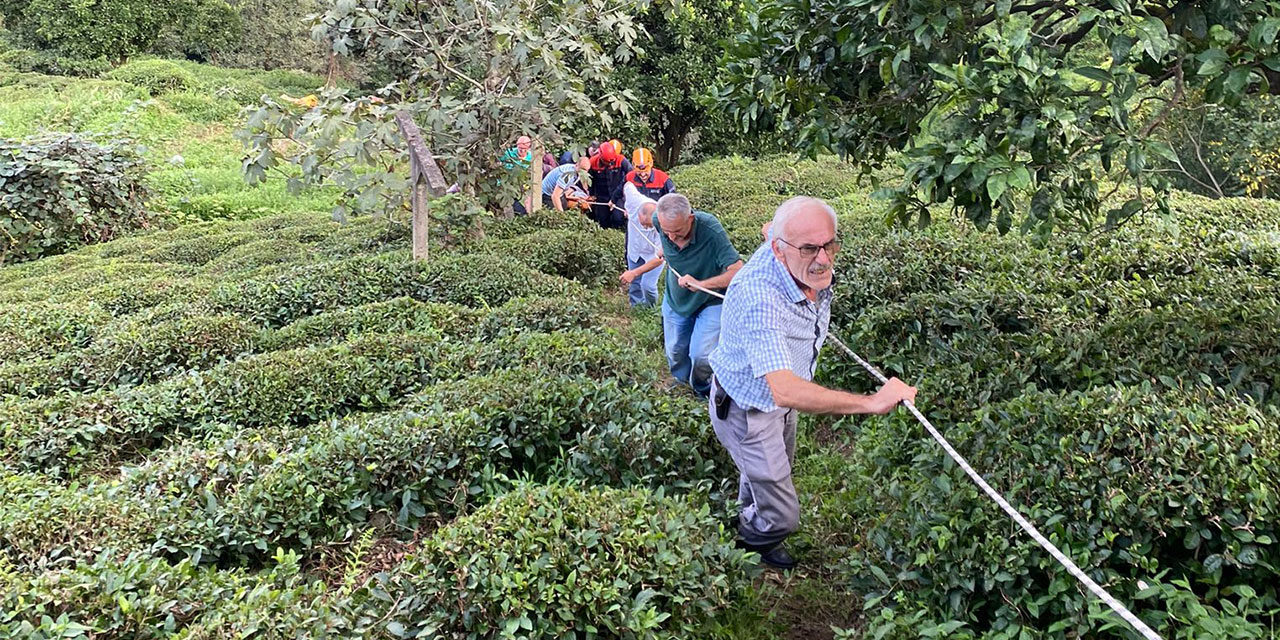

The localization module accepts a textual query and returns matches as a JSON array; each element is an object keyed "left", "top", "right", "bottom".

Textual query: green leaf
[
  {"left": 1195, "top": 48, "right": 1229, "bottom": 77},
  {"left": 1223, "top": 67, "right": 1254, "bottom": 96},
  {"left": 1073, "top": 67, "right": 1112, "bottom": 83},
  {"left": 986, "top": 173, "right": 1009, "bottom": 203},
  {"left": 1136, "top": 17, "right": 1171, "bottom": 61},
  {"left": 996, "top": 206, "right": 1012, "bottom": 234},
  {"left": 1110, "top": 34, "right": 1135, "bottom": 63},
  {"left": 1249, "top": 17, "right": 1280, "bottom": 48},
  {"left": 1007, "top": 165, "right": 1032, "bottom": 191}
]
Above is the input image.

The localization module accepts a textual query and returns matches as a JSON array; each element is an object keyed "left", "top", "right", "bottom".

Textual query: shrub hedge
[
  {"left": 0, "top": 549, "right": 348, "bottom": 639},
  {"left": 209, "top": 252, "right": 582, "bottom": 326},
  {"left": 475, "top": 228, "right": 626, "bottom": 287},
  {"left": 0, "top": 324, "right": 645, "bottom": 478},
  {"left": 0, "top": 309, "right": 260, "bottom": 396},
  {"left": 838, "top": 385, "right": 1280, "bottom": 638},
  {"left": 0, "top": 333, "right": 443, "bottom": 476},
  {"left": 0, "top": 371, "right": 686, "bottom": 567},
  {"left": 0, "top": 134, "right": 153, "bottom": 263},
  {"left": 0, "top": 301, "right": 110, "bottom": 364},
  {"left": 366, "top": 483, "right": 758, "bottom": 639},
  {"left": 103, "top": 59, "right": 198, "bottom": 95}
]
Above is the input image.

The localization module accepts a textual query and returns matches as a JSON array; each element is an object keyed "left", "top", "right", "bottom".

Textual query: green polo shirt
[{"left": 652, "top": 209, "right": 742, "bottom": 317}]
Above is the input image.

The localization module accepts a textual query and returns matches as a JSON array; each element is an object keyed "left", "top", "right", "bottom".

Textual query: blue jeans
[
  {"left": 628, "top": 256, "right": 660, "bottom": 308},
  {"left": 662, "top": 300, "right": 722, "bottom": 397}
]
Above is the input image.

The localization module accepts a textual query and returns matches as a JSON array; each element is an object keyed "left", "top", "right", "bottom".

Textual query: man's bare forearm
[
  {"left": 634, "top": 257, "right": 663, "bottom": 275},
  {"left": 771, "top": 375, "right": 881, "bottom": 415},
  {"left": 765, "top": 369, "right": 913, "bottom": 416},
  {"left": 699, "top": 261, "right": 743, "bottom": 290}
]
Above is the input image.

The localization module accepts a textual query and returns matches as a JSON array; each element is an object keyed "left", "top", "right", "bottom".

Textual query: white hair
[
  {"left": 769, "top": 196, "right": 837, "bottom": 241},
  {"left": 656, "top": 193, "right": 692, "bottom": 224}
]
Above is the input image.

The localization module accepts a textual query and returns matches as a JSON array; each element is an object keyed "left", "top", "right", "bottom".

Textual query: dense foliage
[
  {"left": 596, "top": 0, "right": 741, "bottom": 167},
  {"left": 0, "top": 0, "right": 240, "bottom": 68},
  {"left": 1158, "top": 91, "right": 1280, "bottom": 199},
  {"left": 239, "top": 0, "right": 643, "bottom": 217},
  {"left": 721, "top": 1, "right": 1280, "bottom": 236},
  {"left": 674, "top": 156, "right": 1280, "bottom": 638},
  {"left": 0, "top": 133, "right": 152, "bottom": 263},
  {"left": 0, "top": 81, "right": 1278, "bottom": 637}
]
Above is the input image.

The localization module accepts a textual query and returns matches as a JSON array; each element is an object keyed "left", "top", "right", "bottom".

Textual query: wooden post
[
  {"left": 394, "top": 111, "right": 448, "bottom": 261},
  {"left": 529, "top": 140, "right": 544, "bottom": 213}
]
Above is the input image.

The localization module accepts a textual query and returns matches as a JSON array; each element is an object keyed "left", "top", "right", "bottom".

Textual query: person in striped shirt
[{"left": 708, "top": 196, "right": 917, "bottom": 569}]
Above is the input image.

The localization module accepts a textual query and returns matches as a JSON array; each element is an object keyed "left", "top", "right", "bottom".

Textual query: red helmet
[{"left": 599, "top": 143, "right": 620, "bottom": 164}]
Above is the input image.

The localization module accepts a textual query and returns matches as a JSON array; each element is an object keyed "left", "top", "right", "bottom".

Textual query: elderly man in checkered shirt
[{"left": 708, "top": 196, "right": 917, "bottom": 570}]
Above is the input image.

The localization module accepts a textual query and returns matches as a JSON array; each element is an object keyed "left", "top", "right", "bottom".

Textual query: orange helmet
[
  {"left": 632, "top": 148, "right": 654, "bottom": 171},
  {"left": 607, "top": 139, "right": 622, "bottom": 155}
]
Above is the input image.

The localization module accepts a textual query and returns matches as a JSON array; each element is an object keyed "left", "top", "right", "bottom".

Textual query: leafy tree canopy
[
  {"left": 3, "top": 0, "right": 240, "bottom": 65},
  {"left": 599, "top": 0, "right": 743, "bottom": 167},
  {"left": 240, "top": 0, "right": 643, "bottom": 218},
  {"left": 720, "top": 0, "right": 1280, "bottom": 236}
]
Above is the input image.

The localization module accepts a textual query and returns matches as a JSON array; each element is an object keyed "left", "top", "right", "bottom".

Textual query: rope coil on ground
[{"left": 621, "top": 211, "right": 1162, "bottom": 640}]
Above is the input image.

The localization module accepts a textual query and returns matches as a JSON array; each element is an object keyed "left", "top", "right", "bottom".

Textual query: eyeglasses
[{"left": 777, "top": 237, "right": 841, "bottom": 258}]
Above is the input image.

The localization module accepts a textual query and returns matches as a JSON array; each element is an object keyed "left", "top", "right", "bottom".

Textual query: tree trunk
[{"left": 656, "top": 114, "right": 695, "bottom": 168}]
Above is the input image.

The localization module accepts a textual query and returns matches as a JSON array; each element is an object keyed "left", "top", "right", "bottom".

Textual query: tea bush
[
  {"left": 475, "top": 228, "right": 626, "bottom": 287},
  {"left": 0, "top": 333, "right": 444, "bottom": 476},
  {"left": 366, "top": 483, "right": 759, "bottom": 639},
  {"left": 104, "top": 59, "right": 197, "bottom": 95},
  {"left": 838, "top": 385, "right": 1280, "bottom": 638},
  {"left": 0, "top": 301, "right": 110, "bottom": 364},
  {"left": 561, "top": 394, "right": 730, "bottom": 492},
  {"left": 0, "top": 373, "right": 688, "bottom": 566},
  {"left": 0, "top": 309, "right": 260, "bottom": 396},
  {"left": 475, "top": 294, "right": 605, "bottom": 339},
  {"left": 264, "top": 296, "right": 483, "bottom": 350},
  {"left": 0, "top": 549, "right": 348, "bottom": 639},
  {"left": 209, "top": 252, "right": 580, "bottom": 326}
]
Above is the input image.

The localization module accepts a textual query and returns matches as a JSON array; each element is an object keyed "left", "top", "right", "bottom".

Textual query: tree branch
[
  {"left": 974, "top": 1, "right": 1064, "bottom": 29},
  {"left": 1139, "top": 62, "right": 1184, "bottom": 138}
]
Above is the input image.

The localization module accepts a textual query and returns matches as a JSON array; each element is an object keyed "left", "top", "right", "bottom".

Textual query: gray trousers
[{"left": 709, "top": 376, "right": 799, "bottom": 549}]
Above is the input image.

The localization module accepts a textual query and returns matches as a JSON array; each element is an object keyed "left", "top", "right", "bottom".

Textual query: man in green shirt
[{"left": 652, "top": 193, "right": 743, "bottom": 396}]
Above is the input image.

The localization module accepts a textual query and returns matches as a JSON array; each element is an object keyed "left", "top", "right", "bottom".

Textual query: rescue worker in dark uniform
[{"left": 625, "top": 147, "right": 676, "bottom": 200}]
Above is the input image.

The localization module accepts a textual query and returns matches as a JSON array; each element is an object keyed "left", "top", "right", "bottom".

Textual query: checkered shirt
[{"left": 709, "top": 242, "right": 833, "bottom": 412}]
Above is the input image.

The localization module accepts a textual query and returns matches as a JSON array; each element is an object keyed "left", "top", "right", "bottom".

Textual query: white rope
[{"left": 629, "top": 212, "right": 1161, "bottom": 639}]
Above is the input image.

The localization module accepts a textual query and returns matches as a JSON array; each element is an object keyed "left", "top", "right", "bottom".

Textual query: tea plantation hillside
[{"left": 2, "top": 156, "right": 1279, "bottom": 639}]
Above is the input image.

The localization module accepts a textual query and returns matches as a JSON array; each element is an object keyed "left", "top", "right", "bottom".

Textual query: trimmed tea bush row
[
  {"left": 0, "top": 551, "right": 345, "bottom": 639},
  {"left": 0, "top": 300, "right": 111, "bottom": 364},
  {"left": 364, "top": 483, "right": 757, "bottom": 639},
  {"left": 836, "top": 385, "right": 1280, "bottom": 639},
  {"left": 0, "top": 333, "right": 443, "bottom": 476},
  {"left": 0, "top": 371, "right": 718, "bottom": 567},
  {"left": 0, "top": 259, "right": 196, "bottom": 305},
  {"left": 0, "top": 309, "right": 260, "bottom": 396},
  {"left": 0, "top": 328, "right": 646, "bottom": 477},
  {"left": 0, "top": 293, "right": 607, "bottom": 399},
  {"left": 0, "top": 484, "right": 755, "bottom": 640},
  {"left": 473, "top": 228, "right": 626, "bottom": 288},
  {"left": 209, "top": 252, "right": 584, "bottom": 327},
  {"left": 827, "top": 272, "right": 1280, "bottom": 416},
  {"left": 266, "top": 293, "right": 606, "bottom": 351}
]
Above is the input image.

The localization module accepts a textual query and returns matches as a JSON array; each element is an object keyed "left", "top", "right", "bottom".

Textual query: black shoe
[
  {"left": 735, "top": 539, "right": 798, "bottom": 571},
  {"left": 758, "top": 544, "right": 797, "bottom": 570}
]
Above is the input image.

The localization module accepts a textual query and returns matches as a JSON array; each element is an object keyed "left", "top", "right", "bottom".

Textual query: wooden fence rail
[{"left": 394, "top": 111, "right": 449, "bottom": 261}]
